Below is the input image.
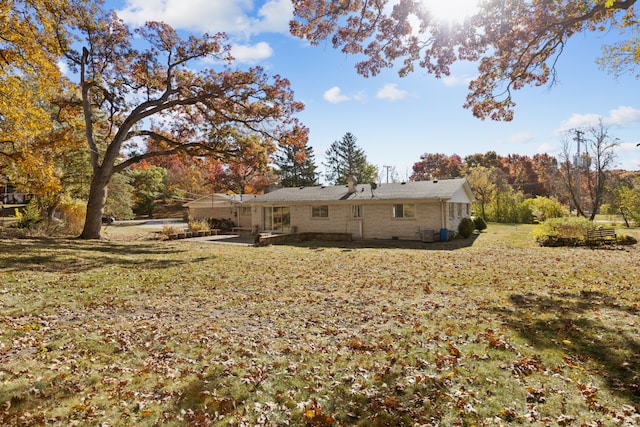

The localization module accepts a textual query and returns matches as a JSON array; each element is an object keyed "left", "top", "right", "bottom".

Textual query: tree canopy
[
  {"left": 291, "top": 0, "right": 638, "bottom": 121},
  {"left": 0, "top": 0, "right": 77, "bottom": 198},
  {"left": 45, "top": 0, "right": 308, "bottom": 238},
  {"left": 274, "top": 142, "right": 318, "bottom": 187},
  {"left": 323, "top": 132, "right": 377, "bottom": 185}
]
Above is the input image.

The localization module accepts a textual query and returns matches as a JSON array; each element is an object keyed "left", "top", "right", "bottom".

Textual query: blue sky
[{"left": 106, "top": 0, "right": 640, "bottom": 181}]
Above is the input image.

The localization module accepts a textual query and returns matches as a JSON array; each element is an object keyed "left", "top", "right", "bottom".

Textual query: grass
[{"left": 1, "top": 224, "right": 639, "bottom": 425}]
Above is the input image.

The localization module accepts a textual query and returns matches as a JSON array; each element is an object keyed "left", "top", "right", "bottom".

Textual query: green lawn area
[{"left": 1, "top": 224, "right": 639, "bottom": 425}]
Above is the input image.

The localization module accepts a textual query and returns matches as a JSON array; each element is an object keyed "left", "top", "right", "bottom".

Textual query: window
[
  {"left": 263, "top": 206, "right": 290, "bottom": 232},
  {"left": 392, "top": 204, "right": 415, "bottom": 218},
  {"left": 458, "top": 203, "right": 463, "bottom": 217},
  {"left": 240, "top": 206, "right": 251, "bottom": 215},
  {"left": 351, "top": 205, "right": 362, "bottom": 218},
  {"left": 449, "top": 203, "right": 455, "bottom": 219},
  {"left": 312, "top": 205, "right": 329, "bottom": 218}
]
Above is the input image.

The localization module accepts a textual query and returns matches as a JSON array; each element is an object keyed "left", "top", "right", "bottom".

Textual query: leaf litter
[{"left": 0, "top": 229, "right": 639, "bottom": 425}]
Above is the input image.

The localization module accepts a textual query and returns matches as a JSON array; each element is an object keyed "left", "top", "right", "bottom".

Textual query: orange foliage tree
[
  {"left": 0, "top": 0, "right": 77, "bottom": 198},
  {"left": 51, "top": 0, "right": 306, "bottom": 239},
  {"left": 291, "top": 0, "right": 637, "bottom": 121}
]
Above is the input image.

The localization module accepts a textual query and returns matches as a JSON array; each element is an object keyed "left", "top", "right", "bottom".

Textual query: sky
[{"left": 104, "top": 0, "right": 640, "bottom": 182}]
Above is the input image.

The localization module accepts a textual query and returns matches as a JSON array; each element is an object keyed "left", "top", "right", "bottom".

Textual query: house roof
[
  {"left": 248, "top": 178, "right": 475, "bottom": 204},
  {"left": 183, "top": 193, "right": 248, "bottom": 208}
]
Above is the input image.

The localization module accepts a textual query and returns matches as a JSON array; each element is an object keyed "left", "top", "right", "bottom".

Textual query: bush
[
  {"left": 522, "top": 196, "right": 567, "bottom": 222},
  {"left": 56, "top": 198, "right": 86, "bottom": 235},
  {"left": 14, "top": 203, "right": 42, "bottom": 229},
  {"left": 532, "top": 217, "right": 593, "bottom": 247},
  {"left": 616, "top": 233, "right": 638, "bottom": 246},
  {"left": 162, "top": 223, "right": 183, "bottom": 237},
  {"left": 458, "top": 217, "right": 476, "bottom": 238},
  {"left": 472, "top": 216, "right": 487, "bottom": 231},
  {"left": 188, "top": 220, "right": 209, "bottom": 232}
]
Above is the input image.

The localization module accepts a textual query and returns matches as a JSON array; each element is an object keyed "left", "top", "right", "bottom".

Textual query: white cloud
[
  {"left": 557, "top": 106, "right": 640, "bottom": 133},
  {"left": 253, "top": 0, "right": 293, "bottom": 33},
  {"left": 509, "top": 131, "right": 534, "bottom": 144},
  {"left": 230, "top": 42, "right": 273, "bottom": 64},
  {"left": 376, "top": 83, "right": 408, "bottom": 101},
  {"left": 441, "top": 75, "right": 472, "bottom": 87},
  {"left": 607, "top": 106, "right": 640, "bottom": 126},
  {"left": 116, "top": 0, "right": 291, "bottom": 35},
  {"left": 57, "top": 60, "right": 69, "bottom": 75},
  {"left": 323, "top": 86, "right": 351, "bottom": 104}
]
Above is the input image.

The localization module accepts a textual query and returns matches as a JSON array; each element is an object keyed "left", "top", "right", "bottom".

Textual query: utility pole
[
  {"left": 573, "top": 129, "right": 583, "bottom": 214},
  {"left": 383, "top": 165, "right": 392, "bottom": 183}
]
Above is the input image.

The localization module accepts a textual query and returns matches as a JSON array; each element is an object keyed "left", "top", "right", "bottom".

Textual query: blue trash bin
[{"left": 439, "top": 228, "right": 449, "bottom": 242}]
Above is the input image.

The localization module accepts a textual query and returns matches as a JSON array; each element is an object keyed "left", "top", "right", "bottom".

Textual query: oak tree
[
  {"left": 410, "top": 153, "right": 462, "bottom": 181},
  {"left": 214, "top": 135, "right": 275, "bottom": 194},
  {"left": 55, "top": 0, "right": 306, "bottom": 239},
  {"left": 291, "top": 0, "right": 637, "bottom": 120}
]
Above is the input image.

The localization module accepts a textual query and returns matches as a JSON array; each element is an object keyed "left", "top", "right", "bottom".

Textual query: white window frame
[
  {"left": 351, "top": 205, "right": 363, "bottom": 218},
  {"left": 392, "top": 204, "right": 415, "bottom": 219},
  {"left": 311, "top": 205, "right": 329, "bottom": 219}
]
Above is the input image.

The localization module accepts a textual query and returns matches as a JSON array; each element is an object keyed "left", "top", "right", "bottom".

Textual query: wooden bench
[{"left": 586, "top": 228, "right": 617, "bottom": 245}]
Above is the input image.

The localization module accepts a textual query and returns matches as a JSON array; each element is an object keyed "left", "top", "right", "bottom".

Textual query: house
[
  {"left": 245, "top": 178, "right": 475, "bottom": 241},
  {"left": 184, "top": 193, "right": 253, "bottom": 230}
]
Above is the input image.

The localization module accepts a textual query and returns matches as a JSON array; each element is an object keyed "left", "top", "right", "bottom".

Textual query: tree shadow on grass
[
  {"left": 0, "top": 238, "right": 191, "bottom": 273},
  {"left": 502, "top": 290, "right": 640, "bottom": 403}
]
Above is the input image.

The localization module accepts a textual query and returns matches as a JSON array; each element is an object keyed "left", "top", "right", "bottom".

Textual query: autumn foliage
[{"left": 291, "top": 0, "right": 639, "bottom": 120}]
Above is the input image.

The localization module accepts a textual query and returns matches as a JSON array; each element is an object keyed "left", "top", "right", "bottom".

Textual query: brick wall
[{"left": 252, "top": 201, "right": 464, "bottom": 240}]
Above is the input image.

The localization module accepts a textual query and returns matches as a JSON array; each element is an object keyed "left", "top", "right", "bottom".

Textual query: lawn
[{"left": 1, "top": 224, "right": 639, "bottom": 426}]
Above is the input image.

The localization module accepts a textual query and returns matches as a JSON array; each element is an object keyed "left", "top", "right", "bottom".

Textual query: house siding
[
  {"left": 191, "top": 179, "right": 475, "bottom": 241},
  {"left": 253, "top": 201, "right": 446, "bottom": 240}
]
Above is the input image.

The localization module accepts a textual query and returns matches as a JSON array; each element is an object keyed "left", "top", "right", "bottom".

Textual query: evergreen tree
[
  {"left": 323, "top": 132, "right": 377, "bottom": 185},
  {"left": 273, "top": 143, "right": 318, "bottom": 187}
]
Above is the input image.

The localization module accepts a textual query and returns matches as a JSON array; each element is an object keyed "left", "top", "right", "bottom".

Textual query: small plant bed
[{"left": 533, "top": 217, "right": 636, "bottom": 248}]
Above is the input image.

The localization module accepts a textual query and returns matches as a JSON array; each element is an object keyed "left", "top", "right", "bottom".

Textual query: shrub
[
  {"left": 162, "top": 223, "right": 183, "bottom": 237},
  {"left": 522, "top": 196, "right": 567, "bottom": 223},
  {"left": 532, "top": 217, "right": 593, "bottom": 246},
  {"left": 617, "top": 233, "right": 638, "bottom": 246},
  {"left": 56, "top": 199, "right": 86, "bottom": 235},
  {"left": 472, "top": 216, "right": 487, "bottom": 231},
  {"left": 14, "top": 203, "right": 42, "bottom": 229},
  {"left": 458, "top": 217, "right": 476, "bottom": 238},
  {"left": 188, "top": 220, "right": 209, "bottom": 232}
]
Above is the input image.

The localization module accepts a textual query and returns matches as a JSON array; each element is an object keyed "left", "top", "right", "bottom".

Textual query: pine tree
[
  {"left": 274, "top": 143, "right": 318, "bottom": 187},
  {"left": 323, "top": 133, "right": 377, "bottom": 185}
]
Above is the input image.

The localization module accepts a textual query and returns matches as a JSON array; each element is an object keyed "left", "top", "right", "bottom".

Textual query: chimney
[{"left": 346, "top": 176, "right": 357, "bottom": 193}]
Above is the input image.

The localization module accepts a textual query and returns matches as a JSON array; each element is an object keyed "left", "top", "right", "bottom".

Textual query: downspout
[{"left": 237, "top": 196, "right": 241, "bottom": 227}]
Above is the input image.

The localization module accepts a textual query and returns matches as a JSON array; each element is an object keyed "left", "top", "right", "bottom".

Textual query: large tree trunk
[{"left": 79, "top": 170, "right": 110, "bottom": 239}]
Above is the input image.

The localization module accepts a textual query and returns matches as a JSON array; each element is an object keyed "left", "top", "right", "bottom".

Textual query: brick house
[{"left": 242, "top": 178, "right": 475, "bottom": 241}]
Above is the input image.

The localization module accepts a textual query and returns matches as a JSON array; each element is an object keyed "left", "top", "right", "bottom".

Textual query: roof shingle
[{"left": 249, "top": 178, "right": 470, "bottom": 204}]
